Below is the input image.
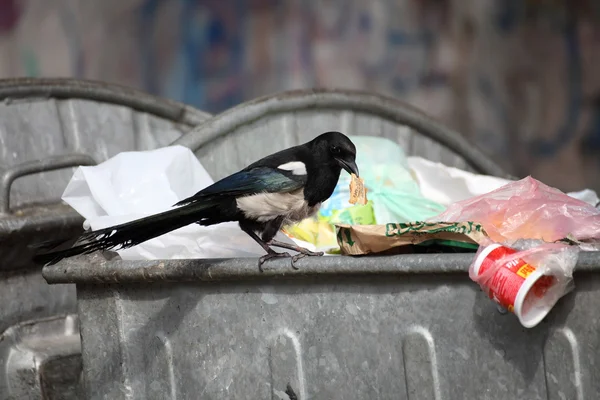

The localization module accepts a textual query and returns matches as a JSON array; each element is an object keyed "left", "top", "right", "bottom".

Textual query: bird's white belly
[{"left": 236, "top": 189, "right": 321, "bottom": 224}]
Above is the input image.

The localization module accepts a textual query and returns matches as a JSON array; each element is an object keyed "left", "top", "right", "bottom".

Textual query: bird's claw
[
  {"left": 258, "top": 251, "right": 291, "bottom": 272},
  {"left": 258, "top": 246, "right": 324, "bottom": 272},
  {"left": 265, "top": 240, "right": 325, "bottom": 269},
  {"left": 290, "top": 249, "right": 324, "bottom": 269}
]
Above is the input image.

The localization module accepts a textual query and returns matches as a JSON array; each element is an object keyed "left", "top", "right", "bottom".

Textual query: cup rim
[
  {"left": 514, "top": 268, "right": 557, "bottom": 328},
  {"left": 472, "top": 243, "right": 505, "bottom": 276}
]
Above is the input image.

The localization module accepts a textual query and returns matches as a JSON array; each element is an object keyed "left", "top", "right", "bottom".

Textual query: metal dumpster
[
  {"left": 42, "top": 89, "right": 597, "bottom": 400},
  {"left": 44, "top": 253, "right": 599, "bottom": 400},
  {"left": 0, "top": 78, "right": 210, "bottom": 400}
]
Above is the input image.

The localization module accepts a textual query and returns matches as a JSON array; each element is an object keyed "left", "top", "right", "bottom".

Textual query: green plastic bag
[
  {"left": 319, "top": 135, "right": 446, "bottom": 224},
  {"left": 327, "top": 200, "right": 376, "bottom": 225}
]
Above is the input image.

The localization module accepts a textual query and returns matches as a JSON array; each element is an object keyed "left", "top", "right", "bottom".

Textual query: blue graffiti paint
[
  {"left": 495, "top": 0, "right": 522, "bottom": 33},
  {"left": 386, "top": 29, "right": 428, "bottom": 46},
  {"left": 207, "top": 18, "right": 225, "bottom": 44},
  {"left": 227, "top": 0, "right": 245, "bottom": 111},
  {"left": 167, "top": 0, "right": 248, "bottom": 112},
  {"left": 179, "top": 0, "right": 206, "bottom": 109},
  {"left": 359, "top": 11, "right": 370, "bottom": 31},
  {"left": 139, "top": 0, "right": 161, "bottom": 95}
]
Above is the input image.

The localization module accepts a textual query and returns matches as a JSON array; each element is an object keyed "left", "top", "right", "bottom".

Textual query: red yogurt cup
[{"left": 472, "top": 243, "right": 556, "bottom": 328}]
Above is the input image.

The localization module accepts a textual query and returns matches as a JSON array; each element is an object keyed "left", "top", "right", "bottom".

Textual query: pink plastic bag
[{"left": 429, "top": 176, "right": 600, "bottom": 244}]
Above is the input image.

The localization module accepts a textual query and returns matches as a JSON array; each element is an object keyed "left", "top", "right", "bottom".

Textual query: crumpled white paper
[
  {"left": 407, "top": 157, "right": 600, "bottom": 208},
  {"left": 61, "top": 145, "right": 305, "bottom": 261}
]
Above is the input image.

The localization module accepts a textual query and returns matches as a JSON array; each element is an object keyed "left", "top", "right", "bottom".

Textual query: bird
[{"left": 32, "top": 131, "right": 359, "bottom": 272}]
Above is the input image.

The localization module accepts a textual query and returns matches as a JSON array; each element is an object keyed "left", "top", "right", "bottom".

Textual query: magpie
[{"left": 33, "top": 131, "right": 359, "bottom": 271}]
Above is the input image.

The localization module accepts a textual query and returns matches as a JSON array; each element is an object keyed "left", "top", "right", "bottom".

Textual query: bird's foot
[
  {"left": 266, "top": 239, "right": 324, "bottom": 270},
  {"left": 290, "top": 248, "right": 324, "bottom": 269},
  {"left": 258, "top": 251, "right": 291, "bottom": 272}
]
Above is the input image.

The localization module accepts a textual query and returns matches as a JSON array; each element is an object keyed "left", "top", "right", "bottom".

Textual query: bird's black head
[{"left": 310, "top": 131, "right": 359, "bottom": 177}]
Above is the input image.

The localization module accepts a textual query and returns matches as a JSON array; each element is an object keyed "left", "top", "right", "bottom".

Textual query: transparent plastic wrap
[{"left": 469, "top": 238, "right": 579, "bottom": 328}]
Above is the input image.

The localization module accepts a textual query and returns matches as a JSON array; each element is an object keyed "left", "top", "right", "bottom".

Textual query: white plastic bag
[
  {"left": 407, "top": 157, "right": 599, "bottom": 207},
  {"left": 61, "top": 145, "right": 303, "bottom": 260}
]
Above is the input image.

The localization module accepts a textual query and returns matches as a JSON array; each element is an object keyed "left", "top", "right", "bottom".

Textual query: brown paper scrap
[
  {"left": 336, "top": 221, "right": 489, "bottom": 255},
  {"left": 349, "top": 173, "right": 368, "bottom": 205}
]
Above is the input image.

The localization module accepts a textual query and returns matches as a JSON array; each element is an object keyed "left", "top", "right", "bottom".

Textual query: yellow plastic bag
[{"left": 284, "top": 201, "right": 376, "bottom": 251}]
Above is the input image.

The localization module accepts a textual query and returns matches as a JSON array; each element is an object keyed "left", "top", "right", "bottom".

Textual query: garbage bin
[
  {"left": 43, "top": 89, "right": 599, "bottom": 400},
  {"left": 0, "top": 78, "right": 210, "bottom": 400}
]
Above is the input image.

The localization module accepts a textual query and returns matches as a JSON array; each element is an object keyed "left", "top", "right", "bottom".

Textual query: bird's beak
[{"left": 336, "top": 158, "right": 359, "bottom": 177}]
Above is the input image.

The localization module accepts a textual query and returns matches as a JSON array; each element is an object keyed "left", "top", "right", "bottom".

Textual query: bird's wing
[{"left": 174, "top": 166, "right": 306, "bottom": 207}]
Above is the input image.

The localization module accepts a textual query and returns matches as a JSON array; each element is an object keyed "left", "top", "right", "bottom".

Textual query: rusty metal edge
[
  {"left": 0, "top": 77, "right": 211, "bottom": 126},
  {"left": 0, "top": 154, "right": 97, "bottom": 214},
  {"left": 41, "top": 251, "right": 600, "bottom": 285}
]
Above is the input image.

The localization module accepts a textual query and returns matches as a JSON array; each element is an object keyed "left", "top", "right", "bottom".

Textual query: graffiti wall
[{"left": 1, "top": 0, "right": 599, "bottom": 192}]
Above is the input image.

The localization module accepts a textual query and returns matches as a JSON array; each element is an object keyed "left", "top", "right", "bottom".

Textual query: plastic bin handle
[{"left": 0, "top": 153, "right": 97, "bottom": 214}]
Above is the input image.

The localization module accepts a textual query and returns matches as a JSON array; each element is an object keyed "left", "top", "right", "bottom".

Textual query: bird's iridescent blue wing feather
[{"left": 174, "top": 166, "right": 306, "bottom": 207}]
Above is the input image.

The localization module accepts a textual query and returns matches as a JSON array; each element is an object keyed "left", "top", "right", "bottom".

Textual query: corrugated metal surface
[
  {"left": 172, "top": 89, "right": 510, "bottom": 180},
  {"left": 0, "top": 78, "right": 210, "bottom": 212},
  {"left": 0, "top": 78, "right": 210, "bottom": 400},
  {"left": 44, "top": 253, "right": 600, "bottom": 400}
]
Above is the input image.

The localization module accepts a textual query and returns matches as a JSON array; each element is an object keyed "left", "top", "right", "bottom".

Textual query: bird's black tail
[{"left": 32, "top": 201, "right": 217, "bottom": 266}]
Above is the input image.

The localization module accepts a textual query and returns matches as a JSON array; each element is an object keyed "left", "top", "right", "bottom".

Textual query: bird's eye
[{"left": 331, "top": 145, "right": 341, "bottom": 154}]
